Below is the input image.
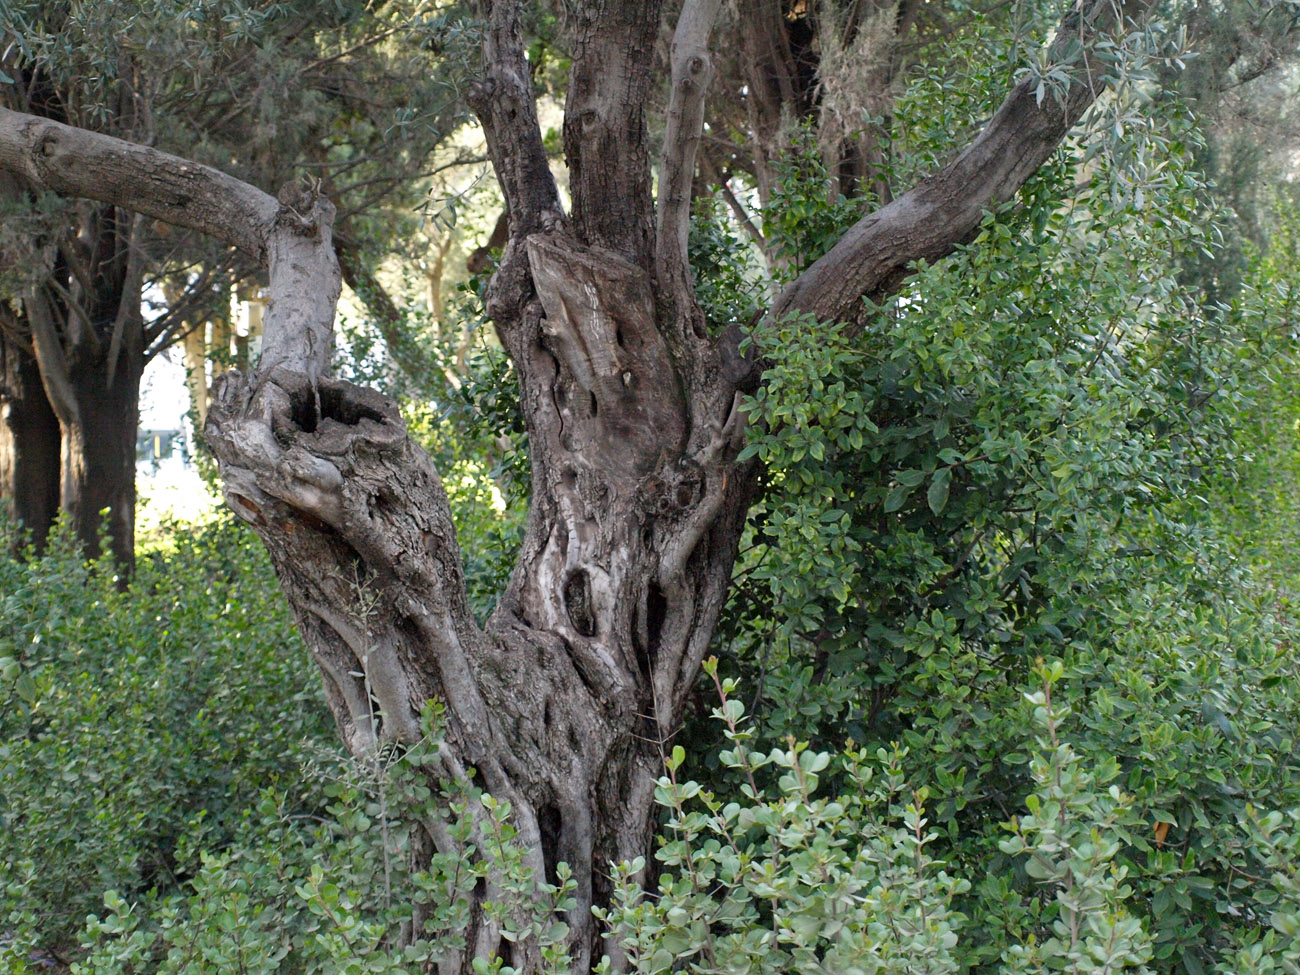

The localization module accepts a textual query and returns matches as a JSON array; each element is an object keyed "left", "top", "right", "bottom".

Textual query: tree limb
[
  {"left": 774, "top": 0, "right": 1153, "bottom": 325},
  {"left": 656, "top": 0, "right": 724, "bottom": 299},
  {"left": 0, "top": 107, "right": 277, "bottom": 259},
  {"left": 562, "top": 0, "right": 664, "bottom": 267},
  {"left": 0, "top": 107, "right": 340, "bottom": 381},
  {"left": 25, "top": 286, "right": 79, "bottom": 430},
  {"left": 468, "top": 0, "right": 563, "bottom": 243}
]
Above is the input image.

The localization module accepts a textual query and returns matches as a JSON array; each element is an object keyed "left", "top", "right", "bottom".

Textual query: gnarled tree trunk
[{"left": 0, "top": 0, "right": 1145, "bottom": 968}]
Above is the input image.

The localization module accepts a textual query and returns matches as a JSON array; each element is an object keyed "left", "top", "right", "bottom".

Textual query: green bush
[
  {"left": 682, "top": 68, "right": 1300, "bottom": 973},
  {"left": 0, "top": 515, "right": 337, "bottom": 955},
  {"left": 2, "top": 704, "right": 576, "bottom": 975}
]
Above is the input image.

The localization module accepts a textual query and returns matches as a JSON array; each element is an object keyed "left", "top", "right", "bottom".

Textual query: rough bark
[
  {"left": 24, "top": 280, "right": 144, "bottom": 568},
  {"left": 0, "top": 0, "right": 1149, "bottom": 969},
  {"left": 656, "top": 0, "right": 725, "bottom": 303},
  {"left": 562, "top": 0, "right": 664, "bottom": 268}
]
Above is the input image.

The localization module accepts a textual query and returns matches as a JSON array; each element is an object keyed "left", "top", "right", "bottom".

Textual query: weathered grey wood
[
  {"left": 655, "top": 0, "right": 724, "bottom": 300},
  {"left": 0, "top": 107, "right": 276, "bottom": 257},
  {"left": 0, "top": 107, "right": 338, "bottom": 381}
]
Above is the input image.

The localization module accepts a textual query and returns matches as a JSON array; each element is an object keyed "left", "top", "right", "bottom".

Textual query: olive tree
[{"left": 0, "top": 0, "right": 1153, "bottom": 969}]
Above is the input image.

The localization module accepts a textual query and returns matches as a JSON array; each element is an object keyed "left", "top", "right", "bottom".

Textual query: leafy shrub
[
  {"left": 599, "top": 660, "right": 1163, "bottom": 974},
  {"left": 3, "top": 704, "right": 575, "bottom": 975},
  {"left": 0, "top": 515, "right": 336, "bottom": 955},
  {"left": 687, "top": 58, "right": 1300, "bottom": 974}
]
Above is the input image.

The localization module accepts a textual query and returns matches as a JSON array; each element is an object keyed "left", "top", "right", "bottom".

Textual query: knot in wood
[
  {"left": 635, "top": 463, "right": 701, "bottom": 517},
  {"left": 636, "top": 475, "right": 668, "bottom": 515},
  {"left": 467, "top": 77, "right": 496, "bottom": 110}
]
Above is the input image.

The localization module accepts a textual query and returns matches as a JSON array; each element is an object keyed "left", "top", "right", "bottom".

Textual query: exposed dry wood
[
  {"left": 0, "top": 106, "right": 276, "bottom": 259},
  {"left": 0, "top": 107, "right": 339, "bottom": 382}
]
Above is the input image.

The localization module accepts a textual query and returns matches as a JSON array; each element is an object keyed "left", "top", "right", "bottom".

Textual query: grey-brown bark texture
[
  {"left": 0, "top": 0, "right": 1146, "bottom": 969},
  {"left": 0, "top": 165, "right": 146, "bottom": 566}
]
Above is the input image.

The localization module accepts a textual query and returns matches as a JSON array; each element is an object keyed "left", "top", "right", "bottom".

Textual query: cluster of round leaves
[{"left": 691, "top": 47, "right": 1300, "bottom": 973}]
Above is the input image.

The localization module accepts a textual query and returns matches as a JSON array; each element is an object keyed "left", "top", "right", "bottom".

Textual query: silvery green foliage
[
  {"left": 596, "top": 661, "right": 969, "bottom": 975},
  {"left": 3, "top": 702, "right": 576, "bottom": 975},
  {"left": 999, "top": 661, "right": 1154, "bottom": 974}
]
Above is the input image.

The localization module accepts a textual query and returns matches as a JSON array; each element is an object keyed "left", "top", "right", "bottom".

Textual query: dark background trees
[{"left": 0, "top": 0, "right": 477, "bottom": 567}]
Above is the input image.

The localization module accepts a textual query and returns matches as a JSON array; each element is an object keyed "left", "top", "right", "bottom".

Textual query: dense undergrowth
[{"left": 0, "top": 517, "right": 339, "bottom": 960}]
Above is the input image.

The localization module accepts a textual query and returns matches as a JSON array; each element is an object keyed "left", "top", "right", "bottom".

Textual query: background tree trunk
[
  {"left": 58, "top": 348, "right": 142, "bottom": 569},
  {"left": 0, "top": 326, "right": 60, "bottom": 552},
  {"left": 22, "top": 207, "right": 146, "bottom": 569}
]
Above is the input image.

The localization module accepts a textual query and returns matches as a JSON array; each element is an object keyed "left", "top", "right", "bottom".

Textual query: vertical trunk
[
  {"left": 0, "top": 328, "right": 61, "bottom": 552},
  {"left": 59, "top": 349, "right": 142, "bottom": 568},
  {"left": 182, "top": 321, "right": 209, "bottom": 430},
  {"left": 22, "top": 205, "right": 147, "bottom": 571}
]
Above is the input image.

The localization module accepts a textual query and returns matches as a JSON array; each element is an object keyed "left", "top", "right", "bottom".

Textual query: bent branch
[
  {"left": 0, "top": 106, "right": 275, "bottom": 259},
  {"left": 775, "top": 0, "right": 1152, "bottom": 325},
  {"left": 0, "top": 106, "right": 338, "bottom": 380}
]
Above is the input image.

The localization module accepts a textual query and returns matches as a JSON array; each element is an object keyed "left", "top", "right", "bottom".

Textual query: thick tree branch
[
  {"left": 468, "top": 1, "right": 563, "bottom": 242},
  {"left": 25, "top": 286, "right": 79, "bottom": 430},
  {"left": 0, "top": 107, "right": 340, "bottom": 381},
  {"left": 0, "top": 107, "right": 276, "bottom": 259},
  {"left": 655, "top": 0, "right": 724, "bottom": 298},
  {"left": 774, "top": 0, "right": 1151, "bottom": 325}
]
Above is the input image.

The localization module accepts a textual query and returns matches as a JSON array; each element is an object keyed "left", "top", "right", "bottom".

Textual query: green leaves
[
  {"left": 0, "top": 515, "right": 335, "bottom": 951},
  {"left": 883, "top": 482, "right": 912, "bottom": 513},
  {"left": 927, "top": 468, "right": 952, "bottom": 515},
  {"left": 600, "top": 701, "right": 971, "bottom": 975}
]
